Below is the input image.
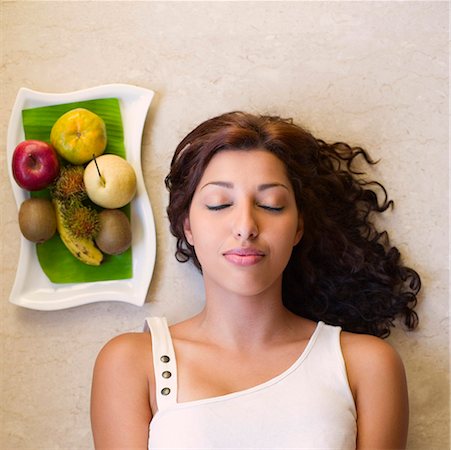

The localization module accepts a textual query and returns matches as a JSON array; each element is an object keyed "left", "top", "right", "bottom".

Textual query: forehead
[{"left": 200, "top": 149, "right": 289, "bottom": 184}]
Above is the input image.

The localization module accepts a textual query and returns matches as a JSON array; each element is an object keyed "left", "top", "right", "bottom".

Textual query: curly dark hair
[{"left": 165, "top": 111, "right": 420, "bottom": 338}]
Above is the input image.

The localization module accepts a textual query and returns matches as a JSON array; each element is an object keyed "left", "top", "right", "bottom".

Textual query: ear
[
  {"left": 183, "top": 216, "right": 194, "bottom": 246},
  {"left": 293, "top": 214, "right": 304, "bottom": 246}
]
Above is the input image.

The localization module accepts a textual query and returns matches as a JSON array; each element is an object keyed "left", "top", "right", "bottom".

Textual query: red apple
[{"left": 12, "top": 140, "right": 60, "bottom": 191}]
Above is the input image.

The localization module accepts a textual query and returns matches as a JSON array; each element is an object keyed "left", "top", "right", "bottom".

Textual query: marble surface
[{"left": 1, "top": 1, "right": 448, "bottom": 449}]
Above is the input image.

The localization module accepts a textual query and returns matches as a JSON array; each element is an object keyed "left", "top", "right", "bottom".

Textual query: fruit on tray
[
  {"left": 53, "top": 198, "right": 103, "bottom": 266},
  {"left": 18, "top": 198, "right": 56, "bottom": 243},
  {"left": 12, "top": 140, "right": 60, "bottom": 191},
  {"left": 62, "top": 201, "right": 100, "bottom": 240},
  {"left": 13, "top": 105, "right": 137, "bottom": 267},
  {"left": 50, "top": 108, "right": 107, "bottom": 165},
  {"left": 51, "top": 165, "right": 87, "bottom": 200},
  {"left": 84, "top": 154, "right": 137, "bottom": 209},
  {"left": 95, "top": 209, "right": 132, "bottom": 255}
]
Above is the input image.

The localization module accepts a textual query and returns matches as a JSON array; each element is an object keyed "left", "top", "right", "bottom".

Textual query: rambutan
[
  {"left": 62, "top": 200, "right": 100, "bottom": 240},
  {"left": 52, "top": 165, "right": 86, "bottom": 200}
]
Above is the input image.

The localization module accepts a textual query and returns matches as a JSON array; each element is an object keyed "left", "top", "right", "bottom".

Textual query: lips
[{"left": 223, "top": 247, "right": 265, "bottom": 266}]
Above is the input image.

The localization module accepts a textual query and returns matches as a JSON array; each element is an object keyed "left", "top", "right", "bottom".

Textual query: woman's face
[{"left": 184, "top": 149, "right": 303, "bottom": 298}]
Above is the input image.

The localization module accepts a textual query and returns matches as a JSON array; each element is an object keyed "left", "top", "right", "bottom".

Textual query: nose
[{"left": 232, "top": 203, "right": 259, "bottom": 241}]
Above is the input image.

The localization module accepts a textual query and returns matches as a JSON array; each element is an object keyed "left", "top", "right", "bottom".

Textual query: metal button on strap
[{"left": 159, "top": 355, "right": 172, "bottom": 397}]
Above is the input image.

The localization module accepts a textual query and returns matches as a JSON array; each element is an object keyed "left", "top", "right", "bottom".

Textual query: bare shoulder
[
  {"left": 95, "top": 331, "right": 152, "bottom": 369},
  {"left": 91, "top": 332, "right": 155, "bottom": 448},
  {"left": 340, "top": 332, "right": 409, "bottom": 449},
  {"left": 92, "top": 331, "right": 155, "bottom": 402},
  {"left": 340, "top": 331, "right": 405, "bottom": 380},
  {"left": 92, "top": 331, "right": 154, "bottom": 403},
  {"left": 340, "top": 331, "right": 402, "bottom": 357}
]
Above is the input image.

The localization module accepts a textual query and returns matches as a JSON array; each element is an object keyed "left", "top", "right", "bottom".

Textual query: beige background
[{"left": 1, "top": 1, "right": 449, "bottom": 449}]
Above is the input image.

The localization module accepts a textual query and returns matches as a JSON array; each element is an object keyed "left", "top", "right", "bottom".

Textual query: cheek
[
  {"left": 186, "top": 215, "right": 221, "bottom": 251},
  {"left": 279, "top": 217, "right": 302, "bottom": 243}
]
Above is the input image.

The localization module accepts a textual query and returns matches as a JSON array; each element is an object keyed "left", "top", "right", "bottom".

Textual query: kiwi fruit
[
  {"left": 18, "top": 198, "right": 56, "bottom": 243},
  {"left": 95, "top": 209, "right": 132, "bottom": 255}
]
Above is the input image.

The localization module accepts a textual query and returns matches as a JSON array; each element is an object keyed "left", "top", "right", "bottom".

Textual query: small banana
[{"left": 53, "top": 199, "right": 103, "bottom": 266}]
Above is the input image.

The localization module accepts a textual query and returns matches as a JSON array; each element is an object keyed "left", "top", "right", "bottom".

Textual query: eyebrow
[{"left": 200, "top": 181, "right": 289, "bottom": 191}]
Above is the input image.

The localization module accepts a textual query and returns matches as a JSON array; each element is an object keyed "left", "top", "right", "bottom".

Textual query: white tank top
[{"left": 145, "top": 317, "right": 357, "bottom": 449}]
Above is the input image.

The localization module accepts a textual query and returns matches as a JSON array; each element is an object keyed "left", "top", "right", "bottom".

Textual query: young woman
[{"left": 91, "top": 111, "right": 420, "bottom": 449}]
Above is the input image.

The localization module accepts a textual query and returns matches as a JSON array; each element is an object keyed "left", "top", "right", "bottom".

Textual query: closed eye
[
  {"left": 206, "top": 204, "right": 232, "bottom": 211},
  {"left": 206, "top": 204, "right": 284, "bottom": 212},
  {"left": 259, "top": 205, "right": 284, "bottom": 212}
]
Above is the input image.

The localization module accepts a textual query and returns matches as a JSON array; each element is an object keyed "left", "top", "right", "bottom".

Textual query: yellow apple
[
  {"left": 50, "top": 108, "right": 107, "bottom": 165},
  {"left": 84, "top": 154, "right": 137, "bottom": 208}
]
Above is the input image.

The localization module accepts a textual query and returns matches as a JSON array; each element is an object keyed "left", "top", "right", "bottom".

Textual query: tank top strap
[{"left": 144, "top": 317, "right": 178, "bottom": 410}]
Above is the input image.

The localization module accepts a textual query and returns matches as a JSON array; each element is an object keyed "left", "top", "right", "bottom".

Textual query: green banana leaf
[{"left": 22, "top": 98, "right": 133, "bottom": 283}]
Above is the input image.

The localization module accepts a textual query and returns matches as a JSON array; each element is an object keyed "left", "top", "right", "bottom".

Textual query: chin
[{"left": 212, "top": 275, "right": 282, "bottom": 299}]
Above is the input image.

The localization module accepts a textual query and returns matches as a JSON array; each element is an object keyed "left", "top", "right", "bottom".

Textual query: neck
[{"left": 193, "top": 280, "right": 299, "bottom": 350}]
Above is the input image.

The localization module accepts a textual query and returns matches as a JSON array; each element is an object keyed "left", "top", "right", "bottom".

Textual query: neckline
[{"left": 159, "top": 320, "right": 324, "bottom": 412}]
